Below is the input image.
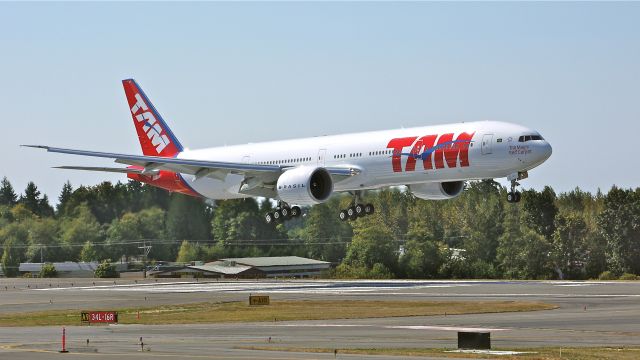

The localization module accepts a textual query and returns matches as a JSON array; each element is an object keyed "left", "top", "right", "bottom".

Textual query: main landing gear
[
  {"left": 265, "top": 202, "right": 301, "bottom": 224},
  {"left": 507, "top": 171, "right": 528, "bottom": 203},
  {"left": 339, "top": 191, "right": 375, "bottom": 221}
]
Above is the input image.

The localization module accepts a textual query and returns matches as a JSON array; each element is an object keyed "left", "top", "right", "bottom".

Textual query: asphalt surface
[{"left": 1, "top": 278, "right": 639, "bottom": 359}]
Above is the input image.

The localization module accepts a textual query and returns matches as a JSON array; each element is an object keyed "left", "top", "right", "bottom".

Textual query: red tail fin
[{"left": 122, "top": 79, "right": 183, "bottom": 157}]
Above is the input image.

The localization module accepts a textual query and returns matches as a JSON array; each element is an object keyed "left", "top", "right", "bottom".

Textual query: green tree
[
  {"left": 0, "top": 205, "right": 13, "bottom": 227},
  {"left": 106, "top": 208, "right": 168, "bottom": 261},
  {"left": 57, "top": 181, "right": 73, "bottom": 216},
  {"left": 166, "top": 193, "right": 211, "bottom": 241},
  {"left": 80, "top": 241, "right": 98, "bottom": 262},
  {"left": 10, "top": 203, "right": 35, "bottom": 222},
  {"left": 399, "top": 239, "right": 444, "bottom": 278},
  {"left": 94, "top": 260, "right": 118, "bottom": 278},
  {"left": 0, "top": 223, "right": 29, "bottom": 277},
  {"left": 343, "top": 213, "right": 398, "bottom": 274},
  {"left": 521, "top": 186, "right": 558, "bottom": 240},
  {"left": 19, "top": 182, "right": 42, "bottom": 215},
  {"left": 60, "top": 204, "right": 102, "bottom": 260},
  {"left": 25, "top": 218, "right": 63, "bottom": 263},
  {"left": 212, "top": 199, "right": 286, "bottom": 250},
  {"left": 459, "top": 181, "right": 504, "bottom": 264},
  {"left": 38, "top": 194, "right": 54, "bottom": 218},
  {"left": 39, "top": 263, "right": 58, "bottom": 278},
  {"left": 552, "top": 214, "right": 588, "bottom": 279},
  {"left": 298, "top": 197, "right": 351, "bottom": 262},
  {"left": 583, "top": 231, "right": 607, "bottom": 279},
  {"left": 176, "top": 240, "right": 200, "bottom": 263},
  {"left": 0, "top": 177, "right": 17, "bottom": 206},
  {"left": 598, "top": 187, "right": 640, "bottom": 275},
  {"left": 497, "top": 209, "right": 554, "bottom": 280}
]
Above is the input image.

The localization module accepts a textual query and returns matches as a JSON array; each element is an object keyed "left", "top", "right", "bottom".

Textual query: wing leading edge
[{"left": 23, "top": 145, "right": 359, "bottom": 184}]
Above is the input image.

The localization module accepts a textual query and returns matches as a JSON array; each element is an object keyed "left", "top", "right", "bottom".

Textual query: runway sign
[
  {"left": 458, "top": 331, "right": 490, "bottom": 349},
  {"left": 249, "top": 295, "right": 270, "bottom": 306},
  {"left": 81, "top": 311, "right": 118, "bottom": 324}
]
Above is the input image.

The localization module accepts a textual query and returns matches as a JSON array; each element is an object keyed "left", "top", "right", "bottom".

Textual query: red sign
[{"left": 81, "top": 311, "right": 118, "bottom": 324}]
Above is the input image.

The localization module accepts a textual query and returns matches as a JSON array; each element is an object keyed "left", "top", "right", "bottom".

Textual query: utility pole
[
  {"left": 40, "top": 245, "right": 43, "bottom": 263},
  {"left": 138, "top": 240, "right": 152, "bottom": 279}
]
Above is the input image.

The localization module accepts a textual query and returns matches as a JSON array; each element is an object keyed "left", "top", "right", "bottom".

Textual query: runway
[{"left": 1, "top": 279, "right": 639, "bottom": 359}]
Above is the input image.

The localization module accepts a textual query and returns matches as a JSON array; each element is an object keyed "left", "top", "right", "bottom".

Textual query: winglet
[{"left": 21, "top": 145, "right": 50, "bottom": 150}]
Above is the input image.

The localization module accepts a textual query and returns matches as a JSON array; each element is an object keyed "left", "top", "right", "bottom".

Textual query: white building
[{"left": 19, "top": 262, "right": 127, "bottom": 278}]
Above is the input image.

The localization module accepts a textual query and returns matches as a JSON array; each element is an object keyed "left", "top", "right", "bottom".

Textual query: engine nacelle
[
  {"left": 409, "top": 181, "right": 464, "bottom": 200},
  {"left": 276, "top": 166, "right": 333, "bottom": 205}
]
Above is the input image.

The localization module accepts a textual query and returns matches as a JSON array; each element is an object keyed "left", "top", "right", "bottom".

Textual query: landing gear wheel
[
  {"left": 265, "top": 212, "right": 274, "bottom": 224},
  {"left": 347, "top": 206, "right": 358, "bottom": 220},
  {"left": 280, "top": 206, "right": 291, "bottom": 219},
  {"left": 273, "top": 209, "right": 282, "bottom": 222},
  {"left": 291, "top": 206, "right": 301, "bottom": 218},
  {"left": 354, "top": 204, "right": 365, "bottom": 217},
  {"left": 364, "top": 203, "right": 374, "bottom": 215},
  {"left": 339, "top": 210, "right": 348, "bottom": 222},
  {"left": 507, "top": 177, "right": 522, "bottom": 204}
]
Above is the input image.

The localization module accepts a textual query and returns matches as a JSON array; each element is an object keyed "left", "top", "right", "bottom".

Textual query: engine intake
[
  {"left": 276, "top": 166, "right": 333, "bottom": 205},
  {"left": 409, "top": 181, "right": 464, "bottom": 200}
]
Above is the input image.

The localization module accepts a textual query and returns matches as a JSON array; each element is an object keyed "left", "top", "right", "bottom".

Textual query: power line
[{"left": 2, "top": 233, "right": 468, "bottom": 249}]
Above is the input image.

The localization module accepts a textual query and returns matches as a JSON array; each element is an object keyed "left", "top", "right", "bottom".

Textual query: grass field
[
  {"left": 238, "top": 346, "right": 640, "bottom": 360},
  {"left": 0, "top": 300, "right": 556, "bottom": 326}
]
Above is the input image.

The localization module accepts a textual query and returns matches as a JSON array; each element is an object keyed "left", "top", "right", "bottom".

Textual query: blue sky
[{"left": 1, "top": 2, "right": 638, "bottom": 203}]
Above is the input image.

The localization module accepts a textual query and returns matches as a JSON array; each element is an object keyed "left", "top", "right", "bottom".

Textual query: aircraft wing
[
  {"left": 24, "top": 145, "right": 359, "bottom": 185},
  {"left": 54, "top": 166, "right": 144, "bottom": 174}
]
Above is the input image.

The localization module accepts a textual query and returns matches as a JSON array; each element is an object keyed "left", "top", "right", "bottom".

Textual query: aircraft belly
[{"left": 182, "top": 174, "right": 248, "bottom": 200}]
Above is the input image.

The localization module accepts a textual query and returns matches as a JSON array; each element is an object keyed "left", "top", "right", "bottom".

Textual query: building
[
  {"left": 19, "top": 262, "right": 127, "bottom": 278},
  {"left": 150, "top": 260, "right": 261, "bottom": 279},
  {"left": 223, "top": 256, "right": 331, "bottom": 278},
  {"left": 149, "top": 256, "right": 331, "bottom": 279}
]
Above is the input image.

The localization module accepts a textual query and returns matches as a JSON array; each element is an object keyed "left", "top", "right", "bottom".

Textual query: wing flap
[
  {"left": 54, "top": 166, "right": 144, "bottom": 174},
  {"left": 24, "top": 145, "right": 282, "bottom": 174}
]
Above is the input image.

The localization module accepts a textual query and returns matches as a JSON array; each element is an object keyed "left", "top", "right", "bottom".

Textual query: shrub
[
  {"left": 619, "top": 273, "right": 639, "bottom": 281},
  {"left": 39, "top": 263, "right": 57, "bottom": 278},
  {"left": 597, "top": 271, "right": 617, "bottom": 280},
  {"left": 94, "top": 260, "right": 119, "bottom": 278}
]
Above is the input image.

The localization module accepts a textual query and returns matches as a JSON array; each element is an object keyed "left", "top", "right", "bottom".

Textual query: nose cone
[{"left": 542, "top": 141, "right": 553, "bottom": 161}]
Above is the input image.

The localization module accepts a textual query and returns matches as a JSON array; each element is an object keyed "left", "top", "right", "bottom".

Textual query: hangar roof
[
  {"left": 19, "top": 262, "right": 99, "bottom": 272},
  {"left": 189, "top": 262, "right": 253, "bottom": 275},
  {"left": 221, "top": 256, "right": 330, "bottom": 268}
]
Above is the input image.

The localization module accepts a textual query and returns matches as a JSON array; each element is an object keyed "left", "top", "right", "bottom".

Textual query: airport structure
[
  {"left": 18, "top": 262, "right": 128, "bottom": 278},
  {"left": 150, "top": 256, "right": 331, "bottom": 279}
]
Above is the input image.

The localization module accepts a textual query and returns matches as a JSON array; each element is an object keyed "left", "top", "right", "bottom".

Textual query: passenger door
[
  {"left": 317, "top": 149, "right": 327, "bottom": 167},
  {"left": 481, "top": 134, "right": 493, "bottom": 155}
]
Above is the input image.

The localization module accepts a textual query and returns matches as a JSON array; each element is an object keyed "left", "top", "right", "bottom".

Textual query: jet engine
[
  {"left": 276, "top": 166, "right": 333, "bottom": 205},
  {"left": 409, "top": 181, "right": 464, "bottom": 200}
]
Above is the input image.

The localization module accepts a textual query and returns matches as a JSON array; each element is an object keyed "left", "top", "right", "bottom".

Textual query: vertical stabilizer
[{"left": 122, "top": 79, "right": 183, "bottom": 157}]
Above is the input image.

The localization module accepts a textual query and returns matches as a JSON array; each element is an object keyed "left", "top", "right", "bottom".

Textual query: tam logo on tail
[
  {"left": 130, "top": 93, "right": 171, "bottom": 154},
  {"left": 122, "top": 79, "right": 183, "bottom": 157}
]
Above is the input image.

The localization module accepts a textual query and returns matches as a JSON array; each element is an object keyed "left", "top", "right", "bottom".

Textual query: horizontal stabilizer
[{"left": 54, "top": 166, "right": 143, "bottom": 174}]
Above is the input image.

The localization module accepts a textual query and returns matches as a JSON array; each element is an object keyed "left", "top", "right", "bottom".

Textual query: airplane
[{"left": 25, "top": 79, "right": 552, "bottom": 224}]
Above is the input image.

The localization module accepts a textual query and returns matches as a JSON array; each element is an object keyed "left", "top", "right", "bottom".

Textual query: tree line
[{"left": 0, "top": 176, "right": 638, "bottom": 280}]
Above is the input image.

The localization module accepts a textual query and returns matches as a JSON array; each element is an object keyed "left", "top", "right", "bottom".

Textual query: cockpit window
[{"left": 518, "top": 135, "right": 544, "bottom": 142}]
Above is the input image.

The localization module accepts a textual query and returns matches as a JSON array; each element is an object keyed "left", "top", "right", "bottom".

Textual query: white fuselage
[{"left": 176, "top": 120, "right": 552, "bottom": 201}]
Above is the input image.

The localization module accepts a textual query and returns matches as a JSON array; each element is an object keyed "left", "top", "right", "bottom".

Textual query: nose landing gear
[
  {"left": 506, "top": 171, "right": 528, "bottom": 203},
  {"left": 507, "top": 188, "right": 521, "bottom": 203}
]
